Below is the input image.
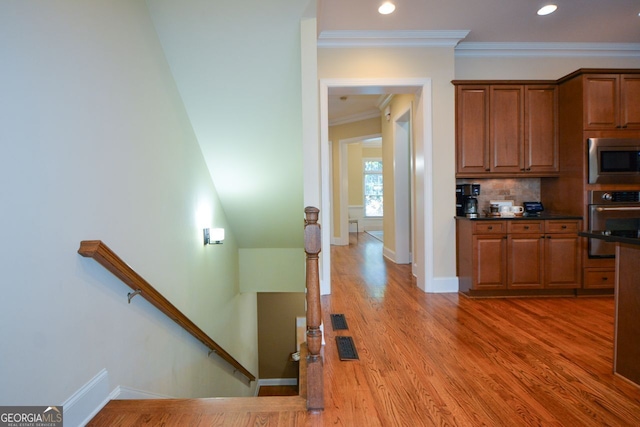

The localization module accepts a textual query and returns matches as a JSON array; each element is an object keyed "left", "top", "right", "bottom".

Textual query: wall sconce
[{"left": 204, "top": 228, "right": 225, "bottom": 245}]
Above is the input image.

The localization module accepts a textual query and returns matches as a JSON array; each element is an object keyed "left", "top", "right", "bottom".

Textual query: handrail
[
  {"left": 304, "top": 207, "right": 324, "bottom": 410},
  {"left": 78, "top": 240, "right": 256, "bottom": 383}
]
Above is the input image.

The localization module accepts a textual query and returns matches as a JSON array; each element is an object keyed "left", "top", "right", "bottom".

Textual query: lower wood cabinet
[
  {"left": 583, "top": 268, "right": 615, "bottom": 289},
  {"left": 457, "top": 218, "right": 582, "bottom": 295}
]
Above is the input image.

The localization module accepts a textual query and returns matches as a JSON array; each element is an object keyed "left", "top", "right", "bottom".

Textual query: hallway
[{"left": 319, "top": 232, "right": 640, "bottom": 425}]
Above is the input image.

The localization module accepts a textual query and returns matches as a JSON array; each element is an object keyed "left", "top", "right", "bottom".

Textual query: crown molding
[
  {"left": 376, "top": 94, "right": 394, "bottom": 110},
  {"left": 317, "top": 30, "right": 470, "bottom": 48},
  {"left": 329, "top": 110, "right": 381, "bottom": 127},
  {"left": 455, "top": 42, "right": 640, "bottom": 58}
]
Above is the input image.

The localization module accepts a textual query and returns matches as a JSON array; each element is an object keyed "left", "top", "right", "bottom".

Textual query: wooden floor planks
[{"left": 89, "top": 232, "right": 640, "bottom": 426}]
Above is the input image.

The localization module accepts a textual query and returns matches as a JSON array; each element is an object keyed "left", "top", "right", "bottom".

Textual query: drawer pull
[
  {"left": 488, "top": 226, "right": 493, "bottom": 230},
  {"left": 524, "top": 226, "right": 529, "bottom": 230},
  {"left": 602, "top": 277, "right": 608, "bottom": 281},
  {"left": 561, "top": 225, "right": 567, "bottom": 229}
]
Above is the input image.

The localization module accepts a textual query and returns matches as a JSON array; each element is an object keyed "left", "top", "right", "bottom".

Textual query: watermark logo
[{"left": 0, "top": 406, "right": 63, "bottom": 427}]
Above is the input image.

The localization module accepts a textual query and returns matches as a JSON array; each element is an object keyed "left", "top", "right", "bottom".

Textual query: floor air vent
[
  {"left": 330, "top": 313, "right": 349, "bottom": 330},
  {"left": 336, "top": 336, "right": 359, "bottom": 360}
]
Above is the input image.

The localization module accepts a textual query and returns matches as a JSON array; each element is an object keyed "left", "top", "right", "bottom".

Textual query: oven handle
[{"left": 595, "top": 206, "right": 640, "bottom": 212}]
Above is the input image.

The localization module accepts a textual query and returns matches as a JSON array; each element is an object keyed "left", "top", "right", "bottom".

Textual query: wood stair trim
[
  {"left": 77, "top": 240, "right": 256, "bottom": 382},
  {"left": 96, "top": 396, "right": 307, "bottom": 415}
]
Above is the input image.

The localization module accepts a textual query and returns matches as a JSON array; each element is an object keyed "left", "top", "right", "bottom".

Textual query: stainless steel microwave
[{"left": 588, "top": 138, "right": 640, "bottom": 185}]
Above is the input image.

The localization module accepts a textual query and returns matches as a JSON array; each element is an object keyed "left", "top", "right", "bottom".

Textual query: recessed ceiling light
[
  {"left": 378, "top": 2, "right": 396, "bottom": 15},
  {"left": 537, "top": 5, "right": 558, "bottom": 16}
]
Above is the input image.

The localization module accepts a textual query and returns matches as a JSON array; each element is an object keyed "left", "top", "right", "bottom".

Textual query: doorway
[
  {"left": 320, "top": 78, "right": 434, "bottom": 295},
  {"left": 334, "top": 134, "right": 383, "bottom": 247}
]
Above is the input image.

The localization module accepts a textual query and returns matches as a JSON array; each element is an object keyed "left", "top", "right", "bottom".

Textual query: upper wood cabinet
[
  {"left": 525, "top": 85, "right": 559, "bottom": 173},
  {"left": 455, "top": 83, "right": 558, "bottom": 177},
  {"left": 456, "top": 85, "right": 489, "bottom": 175},
  {"left": 584, "top": 74, "right": 640, "bottom": 130}
]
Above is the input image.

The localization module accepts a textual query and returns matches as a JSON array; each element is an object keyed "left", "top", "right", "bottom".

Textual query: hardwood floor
[
  {"left": 89, "top": 232, "right": 640, "bottom": 426},
  {"left": 257, "top": 385, "right": 299, "bottom": 397}
]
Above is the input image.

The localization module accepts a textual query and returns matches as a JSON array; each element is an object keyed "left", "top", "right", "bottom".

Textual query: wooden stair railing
[
  {"left": 304, "top": 206, "right": 324, "bottom": 411},
  {"left": 78, "top": 240, "right": 256, "bottom": 383}
]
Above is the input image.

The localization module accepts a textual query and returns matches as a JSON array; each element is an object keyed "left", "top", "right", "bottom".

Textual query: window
[{"left": 364, "top": 159, "right": 383, "bottom": 217}]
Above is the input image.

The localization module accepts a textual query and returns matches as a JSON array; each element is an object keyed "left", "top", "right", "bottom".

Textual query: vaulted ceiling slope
[{"left": 147, "top": 0, "right": 311, "bottom": 249}]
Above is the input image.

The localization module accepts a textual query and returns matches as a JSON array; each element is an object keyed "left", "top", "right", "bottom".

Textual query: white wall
[
  {"left": 0, "top": 0, "right": 257, "bottom": 408},
  {"left": 145, "top": 0, "right": 311, "bottom": 293},
  {"left": 318, "top": 47, "right": 458, "bottom": 289},
  {"left": 455, "top": 55, "right": 640, "bottom": 80}
]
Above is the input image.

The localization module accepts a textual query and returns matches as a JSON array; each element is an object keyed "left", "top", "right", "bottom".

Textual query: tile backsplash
[{"left": 457, "top": 178, "right": 541, "bottom": 214}]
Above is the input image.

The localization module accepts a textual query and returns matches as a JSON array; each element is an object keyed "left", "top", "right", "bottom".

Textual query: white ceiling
[
  {"left": 319, "top": 0, "right": 640, "bottom": 43},
  {"left": 323, "top": 0, "right": 640, "bottom": 122}
]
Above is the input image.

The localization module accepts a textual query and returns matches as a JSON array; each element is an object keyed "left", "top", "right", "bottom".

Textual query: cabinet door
[
  {"left": 507, "top": 234, "right": 544, "bottom": 289},
  {"left": 456, "top": 86, "right": 489, "bottom": 175},
  {"left": 584, "top": 74, "right": 619, "bottom": 130},
  {"left": 620, "top": 74, "right": 640, "bottom": 129},
  {"left": 490, "top": 86, "right": 524, "bottom": 173},
  {"left": 472, "top": 235, "right": 507, "bottom": 289},
  {"left": 544, "top": 234, "right": 582, "bottom": 288},
  {"left": 525, "top": 85, "right": 558, "bottom": 173}
]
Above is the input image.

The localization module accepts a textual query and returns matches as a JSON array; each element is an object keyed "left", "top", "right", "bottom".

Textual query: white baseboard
[
  {"left": 428, "top": 276, "right": 459, "bottom": 293},
  {"left": 112, "top": 386, "right": 173, "bottom": 400},
  {"left": 382, "top": 246, "right": 396, "bottom": 262},
  {"left": 61, "top": 369, "right": 174, "bottom": 427},
  {"left": 258, "top": 378, "right": 298, "bottom": 387},
  {"left": 62, "top": 369, "right": 111, "bottom": 427}
]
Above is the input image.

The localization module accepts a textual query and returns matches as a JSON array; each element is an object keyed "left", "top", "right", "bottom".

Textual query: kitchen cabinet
[
  {"left": 543, "top": 69, "right": 640, "bottom": 295},
  {"left": 584, "top": 74, "right": 640, "bottom": 130},
  {"left": 525, "top": 85, "right": 559, "bottom": 173},
  {"left": 544, "top": 220, "right": 582, "bottom": 288},
  {"left": 455, "top": 85, "right": 489, "bottom": 175},
  {"left": 583, "top": 268, "right": 615, "bottom": 289},
  {"left": 454, "top": 82, "right": 558, "bottom": 177},
  {"left": 472, "top": 223, "right": 507, "bottom": 290},
  {"left": 507, "top": 221, "right": 544, "bottom": 289},
  {"left": 457, "top": 218, "right": 582, "bottom": 296}
]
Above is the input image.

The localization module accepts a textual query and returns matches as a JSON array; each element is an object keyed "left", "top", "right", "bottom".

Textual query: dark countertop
[
  {"left": 455, "top": 214, "right": 583, "bottom": 221},
  {"left": 579, "top": 230, "right": 640, "bottom": 246}
]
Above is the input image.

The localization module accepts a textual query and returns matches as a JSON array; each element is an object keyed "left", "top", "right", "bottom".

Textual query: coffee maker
[{"left": 456, "top": 184, "right": 481, "bottom": 218}]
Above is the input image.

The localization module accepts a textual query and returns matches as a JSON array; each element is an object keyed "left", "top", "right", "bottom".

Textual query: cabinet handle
[
  {"left": 602, "top": 277, "right": 608, "bottom": 281},
  {"left": 485, "top": 168, "right": 490, "bottom": 171},
  {"left": 561, "top": 225, "right": 567, "bottom": 229},
  {"left": 546, "top": 235, "right": 551, "bottom": 239},
  {"left": 524, "top": 226, "right": 529, "bottom": 230},
  {"left": 488, "top": 226, "right": 493, "bottom": 230}
]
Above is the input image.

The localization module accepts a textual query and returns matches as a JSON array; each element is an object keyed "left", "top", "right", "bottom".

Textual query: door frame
[{"left": 319, "top": 78, "right": 434, "bottom": 294}]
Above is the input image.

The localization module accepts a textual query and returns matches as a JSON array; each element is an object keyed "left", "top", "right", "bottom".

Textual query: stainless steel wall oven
[{"left": 589, "top": 190, "right": 640, "bottom": 258}]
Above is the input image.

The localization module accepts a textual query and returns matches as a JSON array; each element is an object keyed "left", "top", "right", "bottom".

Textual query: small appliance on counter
[
  {"left": 523, "top": 201, "right": 544, "bottom": 217},
  {"left": 456, "top": 183, "right": 480, "bottom": 218}
]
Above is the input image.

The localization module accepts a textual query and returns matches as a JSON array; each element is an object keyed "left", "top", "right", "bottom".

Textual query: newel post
[{"left": 304, "top": 206, "right": 324, "bottom": 411}]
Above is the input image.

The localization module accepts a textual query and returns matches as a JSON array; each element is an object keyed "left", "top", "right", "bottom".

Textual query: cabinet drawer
[
  {"left": 584, "top": 268, "right": 615, "bottom": 289},
  {"left": 473, "top": 221, "right": 506, "bottom": 234},
  {"left": 508, "top": 221, "right": 543, "bottom": 234},
  {"left": 545, "top": 220, "right": 580, "bottom": 234}
]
